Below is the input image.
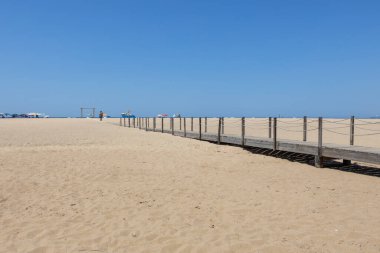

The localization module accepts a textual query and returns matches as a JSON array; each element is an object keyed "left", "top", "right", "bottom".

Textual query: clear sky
[{"left": 1, "top": 0, "right": 379, "bottom": 117}]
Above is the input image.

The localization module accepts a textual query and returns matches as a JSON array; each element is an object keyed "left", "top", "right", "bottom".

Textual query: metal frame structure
[{"left": 80, "top": 107, "right": 96, "bottom": 118}]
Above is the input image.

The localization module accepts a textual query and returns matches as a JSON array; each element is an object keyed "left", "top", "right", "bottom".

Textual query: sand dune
[{"left": 1, "top": 119, "right": 380, "bottom": 252}]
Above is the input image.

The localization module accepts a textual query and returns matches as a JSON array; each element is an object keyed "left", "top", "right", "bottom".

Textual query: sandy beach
[{"left": 1, "top": 118, "right": 380, "bottom": 253}]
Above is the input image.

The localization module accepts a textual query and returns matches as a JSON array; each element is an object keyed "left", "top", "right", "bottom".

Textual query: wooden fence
[{"left": 116, "top": 116, "right": 380, "bottom": 168}]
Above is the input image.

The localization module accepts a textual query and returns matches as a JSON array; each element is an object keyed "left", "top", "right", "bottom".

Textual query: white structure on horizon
[{"left": 27, "top": 113, "right": 49, "bottom": 118}]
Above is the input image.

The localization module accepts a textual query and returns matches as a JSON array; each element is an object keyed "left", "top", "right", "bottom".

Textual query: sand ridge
[{"left": 0, "top": 119, "right": 380, "bottom": 252}]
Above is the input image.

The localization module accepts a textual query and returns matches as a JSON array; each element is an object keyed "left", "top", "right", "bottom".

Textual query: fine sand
[{"left": 1, "top": 119, "right": 380, "bottom": 253}]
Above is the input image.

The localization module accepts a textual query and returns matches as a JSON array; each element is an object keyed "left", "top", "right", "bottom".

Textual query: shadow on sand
[{"left": 242, "top": 146, "right": 380, "bottom": 178}]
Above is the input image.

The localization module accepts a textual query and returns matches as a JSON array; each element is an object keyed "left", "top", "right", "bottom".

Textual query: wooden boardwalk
[{"left": 118, "top": 117, "right": 380, "bottom": 168}]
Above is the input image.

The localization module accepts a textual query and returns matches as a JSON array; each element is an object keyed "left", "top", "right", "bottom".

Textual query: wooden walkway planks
[{"left": 143, "top": 126, "right": 380, "bottom": 166}]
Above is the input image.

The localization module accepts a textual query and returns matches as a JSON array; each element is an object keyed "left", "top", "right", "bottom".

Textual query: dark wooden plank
[
  {"left": 221, "top": 135, "right": 241, "bottom": 145},
  {"left": 245, "top": 137, "right": 273, "bottom": 149},
  {"left": 277, "top": 141, "right": 318, "bottom": 155},
  {"left": 323, "top": 146, "right": 380, "bottom": 165},
  {"left": 201, "top": 133, "right": 218, "bottom": 142}
]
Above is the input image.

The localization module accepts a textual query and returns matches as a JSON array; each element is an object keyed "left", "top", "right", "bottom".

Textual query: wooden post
[
  {"left": 180, "top": 117, "right": 182, "bottom": 130},
  {"left": 273, "top": 118, "right": 277, "bottom": 150},
  {"left": 128, "top": 117, "right": 131, "bottom": 127},
  {"left": 145, "top": 118, "right": 148, "bottom": 131},
  {"left": 139, "top": 118, "right": 141, "bottom": 129},
  {"left": 133, "top": 118, "right": 135, "bottom": 128},
  {"left": 303, "top": 116, "right": 307, "bottom": 141},
  {"left": 199, "top": 117, "right": 202, "bottom": 140},
  {"left": 315, "top": 117, "right": 324, "bottom": 168},
  {"left": 123, "top": 118, "right": 126, "bottom": 127},
  {"left": 350, "top": 116, "right": 355, "bottom": 145},
  {"left": 269, "top": 117, "right": 272, "bottom": 138},
  {"left": 222, "top": 117, "right": 224, "bottom": 134},
  {"left": 205, "top": 117, "right": 207, "bottom": 133},
  {"left": 217, "top": 117, "right": 222, "bottom": 144},
  {"left": 161, "top": 118, "right": 164, "bottom": 133},
  {"left": 191, "top": 117, "right": 193, "bottom": 132},
  {"left": 344, "top": 116, "right": 355, "bottom": 165},
  {"left": 147, "top": 117, "right": 150, "bottom": 128},
  {"left": 153, "top": 117, "right": 156, "bottom": 132},
  {"left": 241, "top": 117, "right": 245, "bottom": 146},
  {"left": 171, "top": 118, "right": 174, "bottom": 135},
  {"left": 184, "top": 117, "right": 187, "bottom": 137}
]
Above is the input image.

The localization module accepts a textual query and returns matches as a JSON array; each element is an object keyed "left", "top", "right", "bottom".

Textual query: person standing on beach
[{"left": 99, "top": 111, "right": 104, "bottom": 121}]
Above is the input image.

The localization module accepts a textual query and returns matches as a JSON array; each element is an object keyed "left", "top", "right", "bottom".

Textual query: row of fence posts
[
  {"left": 120, "top": 117, "right": 226, "bottom": 134},
  {"left": 119, "top": 116, "right": 356, "bottom": 168}
]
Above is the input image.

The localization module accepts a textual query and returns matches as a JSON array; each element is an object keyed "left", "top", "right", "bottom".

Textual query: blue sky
[{"left": 1, "top": 0, "right": 379, "bottom": 117}]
